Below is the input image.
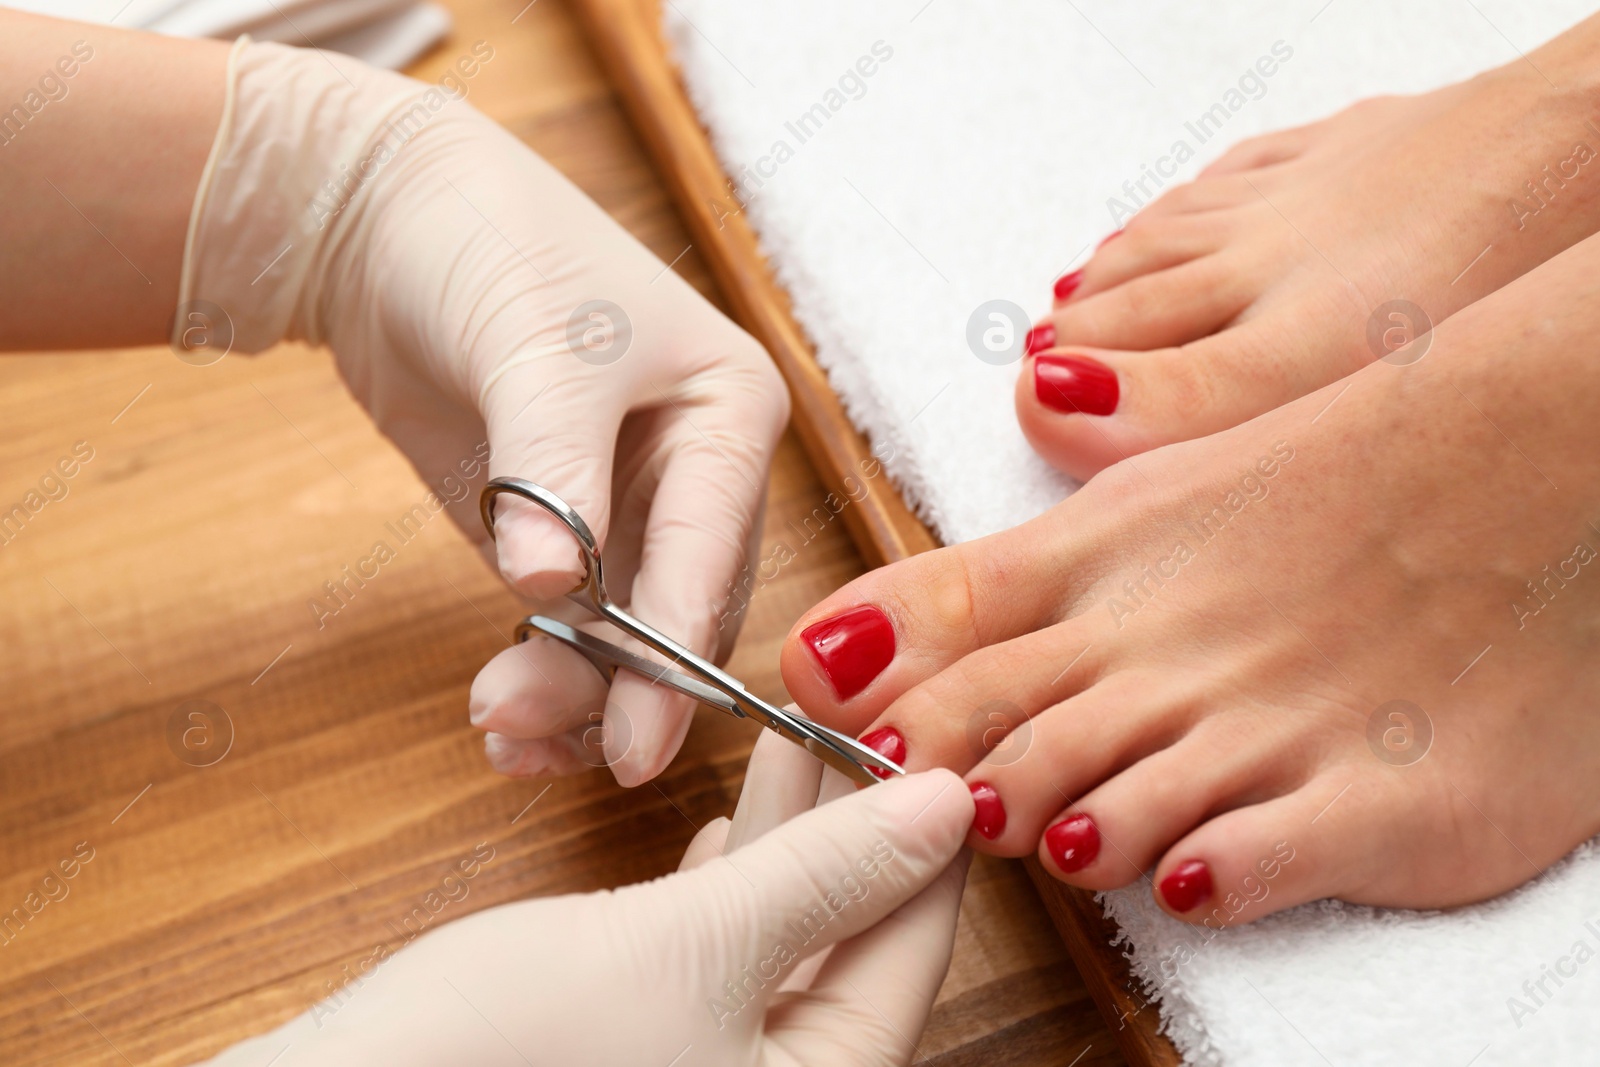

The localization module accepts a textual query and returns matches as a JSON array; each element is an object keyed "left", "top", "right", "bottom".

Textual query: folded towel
[
  {"left": 2, "top": 0, "right": 451, "bottom": 69},
  {"left": 665, "top": 1, "right": 1600, "bottom": 1063}
]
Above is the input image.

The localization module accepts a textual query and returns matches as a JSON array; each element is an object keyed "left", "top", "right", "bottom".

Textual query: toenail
[
  {"left": 1052, "top": 269, "right": 1084, "bottom": 302},
  {"left": 858, "top": 726, "right": 906, "bottom": 779},
  {"left": 1159, "top": 860, "right": 1214, "bottom": 913},
  {"left": 1096, "top": 230, "right": 1121, "bottom": 249},
  {"left": 1034, "top": 354, "right": 1119, "bottom": 416},
  {"left": 1044, "top": 813, "right": 1100, "bottom": 873},
  {"left": 1025, "top": 322, "right": 1056, "bottom": 355},
  {"left": 800, "top": 605, "right": 895, "bottom": 700},
  {"left": 969, "top": 782, "right": 1006, "bottom": 839}
]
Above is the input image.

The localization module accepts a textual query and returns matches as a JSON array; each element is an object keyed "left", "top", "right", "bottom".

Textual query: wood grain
[
  {"left": 0, "top": 0, "right": 1123, "bottom": 1064},
  {"left": 564, "top": 1, "right": 1181, "bottom": 1064}
]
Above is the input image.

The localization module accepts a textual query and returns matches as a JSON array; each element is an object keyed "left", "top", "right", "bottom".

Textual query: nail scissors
[{"left": 479, "top": 477, "right": 905, "bottom": 785}]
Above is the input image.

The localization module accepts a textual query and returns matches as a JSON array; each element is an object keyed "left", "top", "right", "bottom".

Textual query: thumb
[
  {"left": 482, "top": 365, "right": 625, "bottom": 600},
  {"left": 698, "top": 770, "right": 975, "bottom": 975}
]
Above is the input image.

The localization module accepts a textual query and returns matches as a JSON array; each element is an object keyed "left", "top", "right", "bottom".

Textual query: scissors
[{"left": 479, "top": 477, "right": 905, "bottom": 786}]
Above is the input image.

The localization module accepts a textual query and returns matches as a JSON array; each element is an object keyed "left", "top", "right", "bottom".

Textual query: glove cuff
[{"left": 175, "top": 37, "right": 432, "bottom": 355}]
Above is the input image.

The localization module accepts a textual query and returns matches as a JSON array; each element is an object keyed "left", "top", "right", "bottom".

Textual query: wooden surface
[
  {"left": 567, "top": 2, "right": 1179, "bottom": 1065},
  {"left": 0, "top": 1, "right": 1124, "bottom": 1065}
]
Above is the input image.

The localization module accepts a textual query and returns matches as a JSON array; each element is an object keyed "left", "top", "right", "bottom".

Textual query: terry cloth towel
[
  {"left": 2, "top": 0, "right": 451, "bottom": 70},
  {"left": 665, "top": 1, "right": 1600, "bottom": 1064}
]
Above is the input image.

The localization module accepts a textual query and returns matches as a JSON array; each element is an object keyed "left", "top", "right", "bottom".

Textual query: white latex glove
[
  {"left": 180, "top": 39, "right": 788, "bottom": 786},
  {"left": 201, "top": 730, "right": 976, "bottom": 1067}
]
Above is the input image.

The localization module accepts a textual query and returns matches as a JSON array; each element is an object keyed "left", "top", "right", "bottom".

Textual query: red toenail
[
  {"left": 858, "top": 726, "right": 906, "bottom": 779},
  {"left": 1025, "top": 322, "right": 1056, "bottom": 355},
  {"left": 1096, "top": 230, "right": 1122, "bottom": 249},
  {"left": 1034, "top": 354, "right": 1119, "bottom": 416},
  {"left": 1053, "top": 269, "right": 1084, "bottom": 302},
  {"left": 800, "top": 606, "right": 895, "bottom": 701},
  {"left": 969, "top": 782, "right": 1006, "bottom": 839},
  {"left": 1159, "top": 860, "right": 1214, "bottom": 913},
  {"left": 1044, "top": 813, "right": 1100, "bottom": 873}
]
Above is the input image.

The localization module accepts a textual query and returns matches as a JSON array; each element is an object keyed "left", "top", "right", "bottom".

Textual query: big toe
[
  {"left": 1016, "top": 310, "right": 1365, "bottom": 481},
  {"left": 780, "top": 506, "right": 1100, "bottom": 734}
]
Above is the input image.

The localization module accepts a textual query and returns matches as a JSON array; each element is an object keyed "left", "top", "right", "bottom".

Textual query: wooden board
[
  {"left": 0, "top": 0, "right": 1123, "bottom": 1064},
  {"left": 565, "top": 2, "right": 1182, "bottom": 1064}
]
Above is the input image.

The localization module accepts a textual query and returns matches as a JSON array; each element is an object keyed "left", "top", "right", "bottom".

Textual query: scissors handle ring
[{"left": 480, "top": 477, "right": 607, "bottom": 607}]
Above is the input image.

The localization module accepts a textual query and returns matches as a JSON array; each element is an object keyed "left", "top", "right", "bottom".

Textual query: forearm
[{"left": 0, "top": 11, "right": 227, "bottom": 351}]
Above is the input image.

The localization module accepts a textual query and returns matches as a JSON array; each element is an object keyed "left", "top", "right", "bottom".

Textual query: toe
[
  {"left": 1149, "top": 773, "right": 1377, "bottom": 926},
  {"left": 1048, "top": 252, "right": 1258, "bottom": 351},
  {"left": 848, "top": 617, "right": 1111, "bottom": 789},
  {"left": 955, "top": 671, "right": 1178, "bottom": 856},
  {"left": 1032, "top": 725, "right": 1310, "bottom": 890},
  {"left": 1196, "top": 121, "right": 1328, "bottom": 177},
  {"left": 1015, "top": 311, "right": 1350, "bottom": 481},
  {"left": 780, "top": 509, "right": 1100, "bottom": 733},
  {"left": 1062, "top": 214, "right": 1233, "bottom": 307}
]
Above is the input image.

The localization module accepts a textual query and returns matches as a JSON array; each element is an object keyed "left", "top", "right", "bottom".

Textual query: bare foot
[
  {"left": 1018, "top": 15, "right": 1600, "bottom": 481},
  {"left": 784, "top": 232, "right": 1600, "bottom": 925}
]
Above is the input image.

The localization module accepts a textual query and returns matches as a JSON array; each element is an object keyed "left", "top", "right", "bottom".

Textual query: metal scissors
[{"left": 479, "top": 477, "right": 905, "bottom": 785}]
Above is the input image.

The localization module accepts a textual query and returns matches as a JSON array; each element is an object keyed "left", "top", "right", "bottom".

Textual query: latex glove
[
  {"left": 180, "top": 39, "right": 788, "bottom": 786},
  {"left": 201, "top": 730, "right": 976, "bottom": 1067}
]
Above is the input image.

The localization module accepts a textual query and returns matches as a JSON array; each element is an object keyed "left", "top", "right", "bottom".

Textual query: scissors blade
[
  {"left": 516, "top": 615, "right": 905, "bottom": 784},
  {"left": 516, "top": 616, "right": 741, "bottom": 714}
]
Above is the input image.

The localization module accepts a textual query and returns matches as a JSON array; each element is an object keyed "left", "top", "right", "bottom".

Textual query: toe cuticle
[
  {"left": 799, "top": 605, "right": 896, "bottom": 700},
  {"left": 1045, "top": 812, "right": 1100, "bottom": 873},
  {"left": 1034, "top": 354, "right": 1119, "bottom": 416},
  {"left": 969, "top": 782, "right": 1006, "bottom": 840},
  {"left": 1159, "top": 860, "right": 1214, "bottom": 913},
  {"left": 1053, "top": 269, "right": 1085, "bottom": 302},
  {"left": 1096, "top": 229, "right": 1122, "bottom": 249},
  {"left": 1025, "top": 321, "right": 1056, "bottom": 355},
  {"left": 858, "top": 726, "right": 906, "bottom": 780}
]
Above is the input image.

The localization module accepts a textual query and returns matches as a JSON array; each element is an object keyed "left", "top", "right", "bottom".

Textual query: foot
[
  {"left": 1019, "top": 16, "right": 1600, "bottom": 481},
  {"left": 784, "top": 232, "right": 1600, "bottom": 925}
]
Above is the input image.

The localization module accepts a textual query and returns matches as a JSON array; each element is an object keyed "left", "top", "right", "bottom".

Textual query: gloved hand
[
  {"left": 201, "top": 729, "right": 976, "bottom": 1067},
  {"left": 181, "top": 39, "right": 789, "bottom": 786}
]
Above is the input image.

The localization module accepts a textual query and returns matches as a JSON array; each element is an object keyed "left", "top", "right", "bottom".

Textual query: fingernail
[
  {"left": 1159, "top": 860, "right": 1214, "bottom": 913},
  {"left": 1034, "top": 354, "right": 1119, "bottom": 416},
  {"left": 1024, "top": 322, "right": 1056, "bottom": 355},
  {"left": 496, "top": 512, "right": 587, "bottom": 600},
  {"left": 1097, "top": 230, "right": 1122, "bottom": 249},
  {"left": 483, "top": 733, "right": 524, "bottom": 775},
  {"left": 1053, "top": 269, "right": 1084, "bottom": 302},
  {"left": 969, "top": 782, "right": 1006, "bottom": 839},
  {"left": 1044, "top": 813, "right": 1100, "bottom": 873},
  {"left": 858, "top": 726, "right": 906, "bottom": 780},
  {"left": 800, "top": 605, "right": 895, "bottom": 700}
]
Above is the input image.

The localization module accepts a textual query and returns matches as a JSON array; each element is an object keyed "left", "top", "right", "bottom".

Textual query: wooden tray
[{"left": 564, "top": 1, "right": 1181, "bottom": 1063}]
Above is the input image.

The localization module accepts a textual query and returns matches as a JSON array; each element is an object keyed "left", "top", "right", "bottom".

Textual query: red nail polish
[
  {"left": 1159, "top": 860, "right": 1213, "bottom": 913},
  {"left": 1097, "top": 230, "right": 1122, "bottom": 249},
  {"left": 1034, "top": 354, "right": 1119, "bottom": 416},
  {"left": 1044, "top": 813, "right": 1099, "bottom": 873},
  {"left": 800, "top": 605, "right": 895, "bottom": 700},
  {"left": 1024, "top": 322, "right": 1056, "bottom": 355},
  {"left": 969, "top": 782, "right": 1006, "bottom": 839},
  {"left": 858, "top": 726, "right": 906, "bottom": 780},
  {"left": 1053, "top": 269, "right": 1084, "bottom": 302}
]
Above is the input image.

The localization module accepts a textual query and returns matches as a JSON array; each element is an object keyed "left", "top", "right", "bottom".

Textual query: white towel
[
  {"left": 2, "top": 0, "right": 451, "bottom": 69},
  {"left": 665, "top": 2, "right": 1600, "bottom": 1063}
]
